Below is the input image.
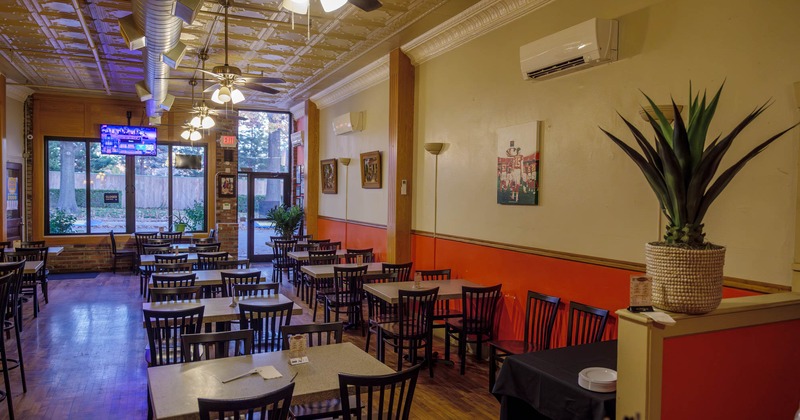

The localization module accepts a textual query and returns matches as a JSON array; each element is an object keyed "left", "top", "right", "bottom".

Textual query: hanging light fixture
[
  {"left": 181, "top": 126, "right": 203, "bottom": 141},
  {"left": 320, "top": 0, "right": 347, "bottom": 12},
  {"left": 190, "top": 112, "right": 215, "bottom": 129},
  {"left": 282, "top": 0, "right": 309, "bottom": 14}
]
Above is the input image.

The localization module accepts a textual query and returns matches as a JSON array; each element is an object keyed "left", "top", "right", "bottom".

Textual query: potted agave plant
[
  {"left": 602, "top": 84, "right": 797, "bottom": 314},
  {"left": 265, "top": 204, "right": 304, "bottom": 238}
]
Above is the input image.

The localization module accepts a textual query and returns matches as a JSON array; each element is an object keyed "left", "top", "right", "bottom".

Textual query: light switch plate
[
  {"left": 223, "top": 203, "right": 231, "bottom": 210},
  {"left": 401, "top": 179, "right": 407, "bottom": 195}
]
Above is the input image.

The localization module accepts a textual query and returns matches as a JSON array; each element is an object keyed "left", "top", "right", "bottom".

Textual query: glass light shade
[
  {"left": 211, "top": 89, "right": 223, "bottom": 104},
  {"left": 230, "top": 88, "right": 245, "bottom": 104},
  {"left": 320, "top": 0, "right": 347, "bottom": 12},
  {"left": 282, "top": 0, "right": 308, "bottom": 14},
  {"left": 200, "top": 115, "right": 215, "bottom": 129},
  {"left": 189, "top": 116, "right": 202, "bottom": 128},
  {"left": 190, "top": 130, "right": 202, "bottom": 141},
  {"left": 180, "top": 129, "right": 191, "bottom": 140},
  {"left": 217, "top": 86, "right": 232, "bottom": 103}
]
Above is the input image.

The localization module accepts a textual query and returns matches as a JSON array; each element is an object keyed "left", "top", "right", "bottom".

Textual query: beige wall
[
  {"left": 318, "top": 81, "right": 390, "bottom": 226},
  {"left": 322, "top": 0, "right": 800, "bottom": 287},
  {"left": 5, "top": 97, "right": 24, "bottom": 163}
]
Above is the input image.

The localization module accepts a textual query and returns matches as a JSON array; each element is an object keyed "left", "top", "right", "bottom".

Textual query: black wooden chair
[
  {"left": 149, "top": 286, "right": 202, "bottom": 303},
  {"left": 154, "top": 262, "right": 194, "bottom": 273},
  {"left": 324, "top": 265, "right": 367, "bottom": 328},
  {"left": 151, "top": 272, "right": 197, "bottom": 288},
  {"left": 110, "top": 230, "right": 136, "bottom": 273},
  {"left": 338, "top": 363, "right": 422, "bottom": 420},
  {"left": 154, "top": 253, "right": 188, "bottom": 264},
  {"left": 182, "top": 329, "right": 253, "bottom": 362},
  {"left": 344, "top": 248, "right": 374, "bottom": 263},
  {"left": 198, "top": 382, "right": 295, "bottom": 420},
  {"left": 0, "top": 272, "right": 18, "bottom": 417},
  {"left": 303, "top": 249, "right": 337, "bottom": 305},
  {"left": 4, "top": 250, "right": 44, "bottom": 317},
  {"left": 232, "top": 283, "right": 279, "bottom": 298},
  {"left": 0, "top": 261, "right": 27, "bottom": 406},
  {"left": 566, "top": 301, "right": 609, "bottom": 346},
  {"left": 193, "top": 243, "right": 222, "bottom": 253},
  {"left": 142, "top": 244, "right": 171, "bottom": 255},
  {"left": 318, "top": 241, "right": 341, "bottom": 250},
  {"left": 418, "top": 269, "right": 459, "bottom": 331},
  {"left": 363, "top": 272, "right": 398, "bottom": 353},
  {"left": 221, "top": 270, "right": 261, "bottom": 298},
  {"left": 309, "top": 253, "right": 340, "bottom": 318},
  {"left": 271, "top": 239, "right": 297, "bottom": 283},
  {"left": 378, "top": 287, "right": 439, "bottom": 378},
  {"left": 196, "top": 252, "right": 229, "bottom": 270},
  {"left": 444, "top": 284, "right": 502, "bottom": 375},
  {"left": 143, "top": 306, "right": 205, "bottom": 366},
  {"left": 217, "top": 259, "right": 251, "bottom": 270},
  {"left": 160, "top": 231, "right": 184, "bottom": 243},
  {"left": 15, "top": 246, "right": 49, "bottom": 305},
  {"left": 488, "top": 290, "right": 560, "bottom": 391},
  {"left": 381, "top": 262, "right": 412, "bottom": 282},
  {"left": 238, "top": 301, "right": 294, "bottom": 353}
]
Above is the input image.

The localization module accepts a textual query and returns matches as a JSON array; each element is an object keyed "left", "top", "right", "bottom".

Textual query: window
[
  {"left": 237, "top": 110, "right": 291, "bottom": 173},
  {"left": 45, "top": 137, "right": 207, "bottom": 235}
]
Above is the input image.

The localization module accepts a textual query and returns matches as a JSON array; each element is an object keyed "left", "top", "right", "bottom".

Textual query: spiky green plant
[
  {"left": 601, "top": 84, "right": 797, "bottom": 248},
  {"left": 265, "top": 204, "right": 304, "bottom": 238}
]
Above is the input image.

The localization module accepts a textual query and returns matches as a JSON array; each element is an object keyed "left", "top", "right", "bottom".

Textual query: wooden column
[
  {"left": 305, "top": 100, "right": 320, "bottom": 238},
  {"left": 386, "top": 49, "right": 414, "bottom": 263},
  {"left": 0, "top": 74, "right": 7, "bottom": 241}
]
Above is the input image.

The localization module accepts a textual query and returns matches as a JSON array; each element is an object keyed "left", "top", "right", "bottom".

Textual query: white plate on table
[{"left": 578, "top": 367, "right": 617, "bottom": 393}]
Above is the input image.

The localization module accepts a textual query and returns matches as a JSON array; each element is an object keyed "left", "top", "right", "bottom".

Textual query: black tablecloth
[{"left": 492, "top": 340, "right": 617, "bottom": 420}]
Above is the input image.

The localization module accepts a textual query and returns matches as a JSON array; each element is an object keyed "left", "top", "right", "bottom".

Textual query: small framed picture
[
  {"left": 218, "top": 174, "right": 237, "bottom": 198},
  {"left": 360, "top": 151, "right": 381, "bottom": 189},
  {"left": 321, "top": 158, "right": 338, "bottom": 194}
]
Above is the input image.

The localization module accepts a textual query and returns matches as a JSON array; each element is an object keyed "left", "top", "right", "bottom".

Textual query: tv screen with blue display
[{"left": 100, "top": 124, "right": 158, "bottom": 156}]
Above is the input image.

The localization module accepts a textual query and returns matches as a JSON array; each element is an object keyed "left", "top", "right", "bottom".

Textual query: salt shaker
[
  {"left": 414, "top": 271, "right": 422, "bottom": 289},
  {"left": 356, "top": 254, "right": 363, "bottom": 265}
]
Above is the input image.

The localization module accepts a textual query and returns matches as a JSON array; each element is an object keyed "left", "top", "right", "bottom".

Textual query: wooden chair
[
  {"left": 146, "top": 238, "right": 172, "bottom": 246},
  {"left": 143, "top": 306, "right": 204, "bottom": 366},
  {"left": 0, "top": 261, "right": 27, "bottom": 398},
  {"left": 154, "top": 262, "right": 194, "bottom": 273},
  {"left": 18, "top": 241, "right": 45, "bottom": 248},
  {"left": 444, "top": 284, "right": 502, "bottom": 375},
  {"left": 271, "top": 239, "right": 297, "bottom": 283},
  {"left": 5, "top": 249, "right": 46, "bottom": 316},
  {"left": 110, "top": 231, "right": 136, "bottom": 273},
  {"left": 344, "top": 248, "right": 373, "bottom": 263},
  {"left": 196, "top": 252, "right": 229, "bottom": 270},
  {"left": 160, "top": 231, "right": 183, "bottom": 243},
  {"left": 142, "top": 244, "right": 170, "bottom": 255},
  {"left": 232, "top": 283, "right": 278, "bottom": 298},
  {"left": 381, "top": 262, "right": 412, "bottom": 282},
  {"left": 318, "top": 241, "right": 341, "bottom": 250},
  {"left": 182, "top": 329, "right": 253, "bottom": 362},
  {"left": 154, "top": 254, "right": 188, "bottom": 264},
  {"left": 198, "top": 382, "right": 295, "bottom": 420},
  {"left": 238, "top": 301, "right": 294, "bottom": 353},
  {"left": 419, "top": 269, "right": 459, "bottom": 331},
  {"left": 363, "top": 273, "right": 398, "bottom": 353},
  {"left": 378, "top": 287, "right": 439, "bottom": 378},
  {"left": 0, "top": 272, "right": 19, "bottom": 417},
  {"left": 217, "top": 259, "right": 250, "bottom": 270},
  {"left": 151, "top": 272, "right": 197, "bottom": 288},
  {"left": 566, "top": 301, "right": 609, "bottom": 347},
  {"left": 303, "top": 249, "right": 337, "bottom": 305},
  {"left": 324, "top": 265, "right": 367, "bottom": 328},
  {"left": 338, "top": 363, "right": 422, "bottom": 420},
  {"left": 193, "top": 243, "right": 222, "bottom": 253},
  {"left": 134, "top": 232, "right": 158, "bottom": 266},
  {"left": 149, "top": 286, "right": 202, "bottom": 303},
  {"left": 488, "top": 291, "right": 560, "bottom": 391},
  {"left": 221, "top": 270, "right": 261, "bottom": 298}
]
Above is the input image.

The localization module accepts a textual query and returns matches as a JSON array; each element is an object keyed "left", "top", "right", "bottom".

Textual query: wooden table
[
  {"left": 3, "top": 246, "right": 65, "bottom": 256},
  {"left": 148, "top": 269, "right": 265, "bottom": 289},
  {"left": 142, "top": 295, "right": 302, "bottom": 325},
  {"left": 288, "top": 249, "right": 346, "bottom": 262},
  {"left": 300, "top": 262, "right": 383, "bottom": 279},
  {"left": 24, "top": 261, "right": 43, "bottom": 275},
  {"left": 140, "top": 253, "right": 231, "bottom": 266},
  {"left": 363, "top": 279, "right": 482, "bottom": 304},
  {"left": 148, "top": 342, "right": 394, "bottom": 420}
]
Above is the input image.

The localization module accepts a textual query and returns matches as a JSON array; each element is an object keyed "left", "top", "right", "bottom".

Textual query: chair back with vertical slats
[
  {"left": 238, "top": 301, "right": 294, "bottom": 353},
  {"left": 196, "top": 252, "right": 229, "bottom": 270},
  {"left": 523, "top": 291, "right": 561, "bottom": 351},
  {"left": 198, "top": 382, "right": 295, "bottom": 420},
  {"left": 461, "top": 285, "right": 502, "bottom": 337},
  {"left": 398, "top": 287, "right": 439, "bottom": 340},
  {"left": 193, "top": 243, "right": 222, "bottom": 253},
  {"left": 142, "top": 244, "right": 170, "bottom": 255},
  {"left": 182, "top": 329, "right": 253, "bottom": 362},
  {"left": 19, "top": 241, "right": 46, "bottom": 248},
  {"left": 161, "top": 231, "right": 183, "bottom": 243},
  {"left": 345, "top": 248, "right": 374, "bottom": 263},
  {"left": 233, "top": 283, "right": 279, "bottom": 298},
  {"left": 151, "top": 272, "right": 197, "bottom": 288},
  {"left": 154, "top": 253, "right": 188, "bottom": 264},
  {"left": 154, "top": 262, "right": 194, "bottom": 273},
  {"left": 418, "top": 269, "right": 454, "bottom": 324},
  {"left": 281, "top": 322, "right": 343, "bottom": 350},
  {"left": 318, "top": 241, "right": 342, "bottom": 250},
  {"left": 149, "top": 286, "right": 202, "bottom": 303},
  {"left": 147, "top": 238, "right": 172, "bottom": 246},
  {"left": 566, "top": 301, "right": 609, "bottom": 347},
  {"left": 339, "top": 364, "right": 421, "bottom": 420},
  {"left": 217, "top": 259, "right": 250, "bottom": 270},
  {"left": 221, "top": 270, "right": 262, "bottom": 298},
  {"left": 143, "top": 306, "right": 204, "bottom": 366},
  {"left": 381, "top": 262, "right": 412, "bottom": 282},
  {"left": 272, "top": 240, "right": 297, "bottom": 268},
  {"left": 135, "top": 232, "right": 158, "bottom": 254}
]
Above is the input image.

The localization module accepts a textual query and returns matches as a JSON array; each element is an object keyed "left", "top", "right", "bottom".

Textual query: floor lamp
[
  {"left": 340, "top": 157, "right": 351, "bottom": 247},
  {"left": 424, "top": 143, "right": 444, "bottom": 268}
]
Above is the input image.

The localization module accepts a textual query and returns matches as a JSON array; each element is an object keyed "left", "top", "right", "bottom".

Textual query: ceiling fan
[
  {"left": 281, "top": 0, "right": 383, "bottom": 13},
  {"left": 200, "top": 0, "right": 286, "bottom": 105}
]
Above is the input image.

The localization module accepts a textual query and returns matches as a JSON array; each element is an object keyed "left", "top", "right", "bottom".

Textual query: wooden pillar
[
  {"left": 213, "top": 114, "right": 237, "bottom": 257},
  {"left": 305, "top": 100, "right": 320, "bottom": 238},
  {"left": 0, "top": 74, "right": 7, "bottom": 241},
  {"left": 386, "top": 49, "right": 414, "bottom": 263}
]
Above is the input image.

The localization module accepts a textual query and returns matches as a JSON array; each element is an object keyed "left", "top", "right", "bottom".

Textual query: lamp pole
[
  {"left": 424, "top": 143, "right": 444, "bottom": 268},
  {"left": 340, "top": 157, "right": 351, "bottom": 247}
]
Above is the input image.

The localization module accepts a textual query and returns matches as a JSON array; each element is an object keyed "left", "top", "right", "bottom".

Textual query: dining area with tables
[{"left": 2, "top": 0, "right": 800, "bottom": 418}]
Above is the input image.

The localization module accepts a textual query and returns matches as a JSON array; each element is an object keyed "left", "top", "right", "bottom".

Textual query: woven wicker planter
[{"left": 644, "top": 242, "right": 726, "bottom": 314}]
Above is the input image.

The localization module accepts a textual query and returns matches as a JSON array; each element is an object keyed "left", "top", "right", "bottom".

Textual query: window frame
[{"left": 44, "top": 136, "right": 208, "bottom": 235}]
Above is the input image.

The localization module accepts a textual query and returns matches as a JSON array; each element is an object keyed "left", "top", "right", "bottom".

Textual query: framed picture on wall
[
  {"left": 497, "top": 121, "right": 541, "bottom": 205},
  {"left": 321, "top": 158, "right": 338, "bottom": 194},
  {"left": 218, "top": 174, "right": 237, "bottom": 198},
  {"left": 360, "top": 151, "right": 381, "bottom": 189}
]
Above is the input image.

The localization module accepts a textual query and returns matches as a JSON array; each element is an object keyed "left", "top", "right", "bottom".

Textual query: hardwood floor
[{"left": 0, "top": 268, "right": 500, "bottom": 419}]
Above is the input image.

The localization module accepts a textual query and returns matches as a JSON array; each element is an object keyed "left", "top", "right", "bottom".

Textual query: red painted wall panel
[
  {"left": 317, "top": 218, "right": 387, "bottom": 261},
  {"left": 662, "top": 319, "right": 800, "bottom": 419}
]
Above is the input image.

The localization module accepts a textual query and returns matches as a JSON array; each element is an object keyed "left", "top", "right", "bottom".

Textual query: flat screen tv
[{"left": 100, "top": 124, "right": 158, "bottom": 156}]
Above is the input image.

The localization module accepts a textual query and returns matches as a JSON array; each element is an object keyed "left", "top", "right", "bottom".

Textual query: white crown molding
[
  {"left": 309, "top": 55, "right": 389, "bottom": 109},
  {"left": 402, "top": 0, "right": 554, "bottom": 65},
  {"left": 289, "top": 102, "right": 306, "bottom": 120},
  {"left": 6, "top": 84, "right": 33, "bottom": 102}
]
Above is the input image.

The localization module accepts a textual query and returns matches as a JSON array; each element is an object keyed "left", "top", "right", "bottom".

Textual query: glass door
[{"left": 241, "top": 172, "right": 290, "bottom": 262}]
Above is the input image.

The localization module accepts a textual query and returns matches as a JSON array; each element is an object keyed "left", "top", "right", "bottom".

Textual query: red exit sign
[{"left": 220, "top": 135, "right": 237, "bottom": 148}]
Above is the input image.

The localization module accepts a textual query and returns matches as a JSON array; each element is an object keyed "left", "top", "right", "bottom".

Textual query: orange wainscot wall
[
  {"left": 661, "top": 319, "right": 800, "bottom": 419},
  {"left": 317, "top": 218, "right": 387, "bottom": 261}
]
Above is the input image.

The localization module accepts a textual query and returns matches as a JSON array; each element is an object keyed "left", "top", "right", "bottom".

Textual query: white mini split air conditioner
[
  {"left": 520, "top": 18, "right": 618, "bottom": 81},
  {"left": 332, "top": 112, "right": 364, "bottom": 135}
]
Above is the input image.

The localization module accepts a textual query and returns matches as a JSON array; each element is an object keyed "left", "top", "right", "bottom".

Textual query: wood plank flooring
[{"left": 0, "top": 268, "right": 500, "bottom": 419}]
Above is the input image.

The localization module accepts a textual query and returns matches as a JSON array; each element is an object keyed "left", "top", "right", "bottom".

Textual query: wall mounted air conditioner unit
[
  {"left": 520, "top": 18, "right": 618, "bottom": 81},
  {"left": 332, "top": 112, "right": 364, "bottom": 135}
]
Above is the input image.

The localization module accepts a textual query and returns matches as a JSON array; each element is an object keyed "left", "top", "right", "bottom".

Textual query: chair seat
[
  {"left": 290, "top": 396, "right": 360, "bottom": 420},
  {"left": 378, "top": 321, "right": 429, "bottom": 338},
  {"left": 326, "top": 294, "right": 361, "bottom": 306},
  {"left": 489, "top": 339, "right": 545, "bottom": 355},
  {"left": 369, "top": 313, "right": 398, "bottom": 324},
  {"left": 445, "top": 318, "right": 493, "bottom": 341}
]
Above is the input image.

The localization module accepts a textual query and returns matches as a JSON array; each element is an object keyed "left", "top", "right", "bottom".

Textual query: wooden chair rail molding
[
  {"left": 411, "top": 229, "right": 790, "bottom": 295},
  {"left": 318, "top": 215, "right": 386, "bottom": 230}
]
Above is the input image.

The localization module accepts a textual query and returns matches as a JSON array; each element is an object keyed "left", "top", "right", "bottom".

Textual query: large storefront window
[{"left": 45, "top": 138, "right": 207, "bottom": 235}]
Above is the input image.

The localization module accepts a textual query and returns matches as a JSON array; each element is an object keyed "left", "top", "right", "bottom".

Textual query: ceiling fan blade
[
  {"left": 240, "top": 76, "right": 285, "bottom": 84},
  {"left": 348, "top": 0, "right": 382, "bottom": 12},
  {"left": 203, "top": 83, "right": 221, "bottom": 93},
  {"left": 240, "top": 83, "right": 279, "bottom": 94},
  {"left": 154, "top": 77, "right": 195, "bottom": 80},
  {"left": 198, "top": 69, "right": 223, "bottom": 80}
]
